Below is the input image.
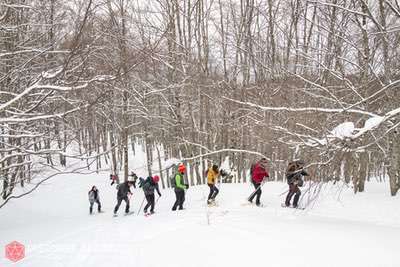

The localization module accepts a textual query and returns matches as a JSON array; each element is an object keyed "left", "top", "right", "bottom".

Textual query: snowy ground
[{"left": 1, "top": 171, "right": 399, "bottom": 267}]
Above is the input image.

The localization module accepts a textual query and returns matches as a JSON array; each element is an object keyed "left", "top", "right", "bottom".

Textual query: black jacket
[
  {"left": 117, "top": 181, "right": 132, "bottom": 198},
  {"left": 286, "top": 169, "right": 309, "bottom": 186}
]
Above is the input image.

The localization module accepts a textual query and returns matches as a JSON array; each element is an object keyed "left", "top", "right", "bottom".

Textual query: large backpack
[
  {"left": 142, "top": 178, "right": 154, "bottom": 193},
  {"left": 169, "top": 173, "right": 177, "bottom": 188},
  {"left": 88, "top": 191, "right": 95, "bottom": 203}
]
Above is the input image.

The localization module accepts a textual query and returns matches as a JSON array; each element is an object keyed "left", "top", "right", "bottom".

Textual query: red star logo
[{"left": 5, "top": 241, "right": 25, "bottom": 262}]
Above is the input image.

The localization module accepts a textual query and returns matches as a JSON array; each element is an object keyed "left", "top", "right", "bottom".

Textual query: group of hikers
[{"left": 88, "top": 158, "right": 309, "bottom": 216}]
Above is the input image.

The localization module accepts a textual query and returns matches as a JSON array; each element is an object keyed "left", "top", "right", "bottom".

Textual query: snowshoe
[
  {"left": 207, "top": 199, "right": 218, "bottom": 207},
  {"left": 241, "top": 201, "right": 265, "bottom": 207},
  {"left": 241, "top": 200, "right": 254, "bottom": 206},
  {"left": 144, "top": 211, "right": 155, "bottom": 217},
  {"left": 281, "top": 203, "right": 305, "bottom": 210}
]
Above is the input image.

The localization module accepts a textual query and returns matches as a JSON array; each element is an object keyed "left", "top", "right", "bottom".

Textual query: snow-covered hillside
[{"left": 0, "top": 171, "right": 399, "bottom": 267}]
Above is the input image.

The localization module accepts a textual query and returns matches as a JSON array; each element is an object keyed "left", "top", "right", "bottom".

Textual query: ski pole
[
  {"left": 137, "top": 196, "right": 145, "bottom": 215},
  {"left": 247, "top": 180, "right": 266, "bottom": 201}
]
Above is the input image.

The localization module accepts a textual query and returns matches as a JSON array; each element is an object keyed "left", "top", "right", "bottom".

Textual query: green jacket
[{"left": 175, "top": 173, "right": 187, "bottom": 190}]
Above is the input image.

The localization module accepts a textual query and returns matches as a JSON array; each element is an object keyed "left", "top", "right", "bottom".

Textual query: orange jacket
[{"left": 207, "top": 167, "right": 218, "bottom": 185}]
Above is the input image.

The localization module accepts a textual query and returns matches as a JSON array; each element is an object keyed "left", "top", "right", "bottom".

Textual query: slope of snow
[{"left": 0, "top": 172, "right": 399, "bottom": 267}]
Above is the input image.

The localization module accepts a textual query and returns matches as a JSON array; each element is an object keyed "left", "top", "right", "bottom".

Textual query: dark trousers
[
  {"left": 172, "top": 189, "right": 185, "bottom": 211},
  {"left": 144, "top": 194, "right": 155, "bottom": 213},
  {"left": 207, "top": 184, "right": 219, "bottom": 200},
  {"left": 248, "top": 181, "right": 262, "bottom": 204},
  {"left": 89, "top": 200, "right": 101, "bottom": 214},
  {"left": 285, "top": 184, "right": 301, "bottom": 207},
  {"left": 114, "top": 196, "right": 130, "bottom": 214}
]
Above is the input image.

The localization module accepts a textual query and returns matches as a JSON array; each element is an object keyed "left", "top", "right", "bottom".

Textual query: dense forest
[{"left": 1, "top": 0, "right": 399, "bottom": 200}]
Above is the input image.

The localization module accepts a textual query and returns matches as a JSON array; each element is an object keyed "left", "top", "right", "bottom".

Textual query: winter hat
[
  {"left": 153, "top": 175, "right": 160, "bottom": 183},
  {"left": 212, "top": 164, "right": 219, "bottom": 173},
  {"left": 178, "top": 164, "right": 186, "bottom": 173}
]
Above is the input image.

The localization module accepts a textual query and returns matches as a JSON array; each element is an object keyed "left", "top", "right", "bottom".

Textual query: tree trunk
[
  {"left": 388, "top": 133, "right": 400, "bottom": 196},
  {"left": 156, "top": 146, "right": 165, "bottom": 189}
]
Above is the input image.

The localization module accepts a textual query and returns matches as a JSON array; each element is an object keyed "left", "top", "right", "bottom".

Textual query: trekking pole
[
  {"left": 137, "top": 196, "right": 145, "bottom": 215},
  {"left": 247, "top": 180, "right": 266, "bottom": 201}
]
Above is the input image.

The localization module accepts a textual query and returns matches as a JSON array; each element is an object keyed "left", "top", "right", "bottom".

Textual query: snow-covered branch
[{"left": 223, "top": 97, "right": 377, "bottom": 117}]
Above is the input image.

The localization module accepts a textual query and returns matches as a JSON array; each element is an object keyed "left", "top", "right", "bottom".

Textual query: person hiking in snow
[
  {"left": 113, "top": 180, "right": 135, "bottom": 215},
  {"left": 110, "top": 174, "right": 118, "bottom": 186},
  {"left": 172, "top": 164, "right": 189, "bottom": 211},
  {"left": 285, "top": 160, "right": 309, "bottom": 208},
  {"left": 129, "top": 171, "right": 138, "bottom": 188},
  {"left": 140, "top": 175, "right": 162, "bottom": 214},
  {"left": 88, "top": 186, "right": 102, "bottom": 214},
  {"left": 248, "top": 158, "right": 269, "bottom": 206},
  {"left": 207, "top": 164, "right": 220, "bottom": 204}
]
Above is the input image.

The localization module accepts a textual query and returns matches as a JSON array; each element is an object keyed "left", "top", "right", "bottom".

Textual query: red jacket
[{"left": 251, "top": 163, "right": 269, "bottom": 183}]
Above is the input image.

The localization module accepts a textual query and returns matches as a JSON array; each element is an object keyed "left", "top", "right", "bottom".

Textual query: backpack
[
  {"left": 88, "top": 191, "right": 95, "bottom": 203},
  {"left": 142, "top": 178, "right": 154, "bottom": 193},
  {"left": 169, "top": 173, "right": 177, "bottom": 188}
]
